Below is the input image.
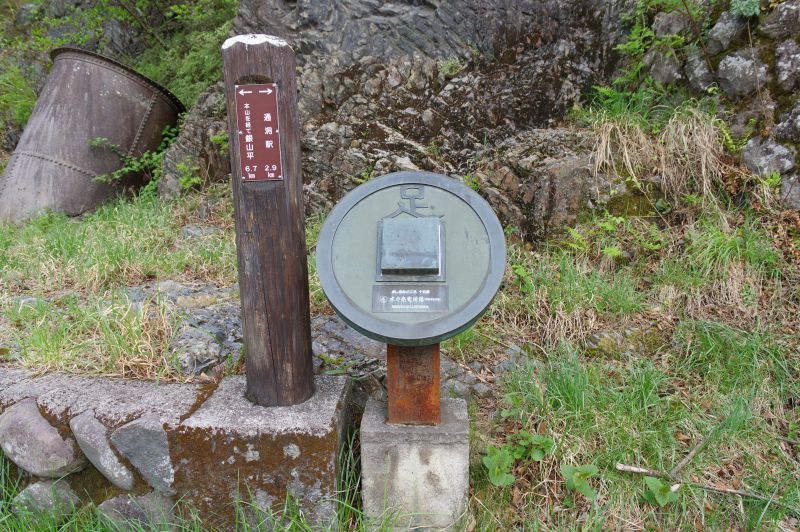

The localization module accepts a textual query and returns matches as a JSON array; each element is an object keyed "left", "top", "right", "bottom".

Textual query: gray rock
[
  {"left": 775, "top": 102, "right": 800, "bottom": 143},
  {"left": 717, "top": 50, "right": 770, "bottom": 98},
  {"left": 492, "top": 358, "right": 519, "bottom": 374},
  {"left": 781, "top": 173, "right": 800, "bottom": 210},
  {"left": 707, "top": 11, "right": 746, "bottom": 55},
  {"left": 69, "top": 410, "right": 134, "bottom": 491},
  {"left": 12, "top": 480, "right": 79, "bottom": 520},
  {"left": 159, "top": 83, "right": 229, "bottom": 199},
  {"left": 776, "top": 40, "right": 800, "bottom": 92},
  {"left": 15, "top": 372, "right": 203, "bottom": 432},
  {"left": 169, "top": 323, "right": 224, "bottom": 374},
  {"left": 471, "top": 383, "right": 492, "bottom": 398},
  {"left": 0, "top": 398, "right": 87, "bottom": 477},
  {"left": 505, "top": 342, "right": 524, "bottom": 358},
  {"left": 760, "top": 1, "right": 800, "bottom": 39},
  {"left": 475, "top": 128, "right": 613, "bottom": 242},
  {"left": 441, "top": 379, "right": 469, "bottom": 399},
  {"left": 652, "top": 11, "right": 690, "bottom": 38},
  {"left": 14, "top": 3, "right": 40, "bottom": 25},
  {"left": 643, "top": 47, "right": 683, "bottom": 84},
  {"left": 97, "top": 492, "right": 174, "bottom": 531},
  {"left": 742, "top": 137, "right": 796, "bottom": 177},
  {"left": 110, "top": 414, "right": 175, "bottom": 495},
  {"left": 467, "top": 361, "right": 483, "bottom": 373},
  {"left": 13, "top": 296, "right": 43, "bottom": 309},
  {"left": 180, "top": 224, "right": 221, "bottom": 239},
  {"left": 440, "top": 356, "right": 463, "bottom": 380},
  {"left": 421, "top": 109, "right": 435, "bottom": 126},
  {"left": 235, "top": 0, "right": 627, "bottom": 119},
  {"left": 154, "top": 280, "right": 191, "bottom": 300},
  {"left": 684, "top": 51, "right": 714, "bottom": 91}
]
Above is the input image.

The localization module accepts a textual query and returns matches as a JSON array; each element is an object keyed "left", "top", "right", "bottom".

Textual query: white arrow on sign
[
  {"left": 258, "top": 89, "right": 273, "bottom": 94},
  {"left": 238, "top": 89, "right": 252, "bottom": 96}
]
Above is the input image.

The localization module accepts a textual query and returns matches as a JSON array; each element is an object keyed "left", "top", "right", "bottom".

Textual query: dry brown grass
[{"left": 592, "top": 109, "right": 754, "bottom": 206}]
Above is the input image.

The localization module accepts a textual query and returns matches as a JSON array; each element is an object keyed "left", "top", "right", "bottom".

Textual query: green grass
[
  {"left": 3, "top": 293, "right": 180, "bottom": 378},
  {"left": 0, "top": 60, "right": 36, "bottom": 130},
  {"left": 472, "top": 330, "right": 799, "bottom": 529},
  {"left": 0, "top": 187, "right": 237, "bottom": 295},
  {"left": 462, "top": 208, "right": 798, "bottom": 529},
  {"left": 134, "top": 0, "right": 237, "bottom": 106}
]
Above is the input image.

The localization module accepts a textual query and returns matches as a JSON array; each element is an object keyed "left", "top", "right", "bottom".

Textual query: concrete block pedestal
[
  {"left": 175, "top": 375, "right": 353, "bottom": 528},
  {"left": 361, "top": 397, "right": 469, "bottom": 530}
]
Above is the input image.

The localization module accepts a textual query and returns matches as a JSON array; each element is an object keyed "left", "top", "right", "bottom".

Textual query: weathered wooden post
[{"left": 221, "top": 34, "right": 314, "bottom": 406}]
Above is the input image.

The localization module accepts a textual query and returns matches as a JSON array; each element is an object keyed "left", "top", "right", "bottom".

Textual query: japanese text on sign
[
  {"left": 372, "top": 285, "right": 449, "bottom": 313},
  {"left": 234, "top": 83, "right": 283, "bottom": 181}
]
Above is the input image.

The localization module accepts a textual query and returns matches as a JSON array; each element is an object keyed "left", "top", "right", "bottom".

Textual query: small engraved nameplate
[{"left": 372, "top": 285, "right": 449, "bottom": 313}]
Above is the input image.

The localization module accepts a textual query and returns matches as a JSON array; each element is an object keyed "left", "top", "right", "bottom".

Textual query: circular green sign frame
[{"left": 316, "top": 171, "right": 506, "bottom": 346}]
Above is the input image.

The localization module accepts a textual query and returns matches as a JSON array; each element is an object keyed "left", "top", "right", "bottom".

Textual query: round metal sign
[{"left": 316, "top": 171, "right": 506, "bottom": 346}]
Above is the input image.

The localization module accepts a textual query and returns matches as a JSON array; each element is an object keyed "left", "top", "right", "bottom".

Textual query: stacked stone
[
  {"left": 642, "top": 2, "right": 800, "bottom": 209},
  {"left": 0, "top": 369, "right": 194, "bottom": 528},
  {"left": 0, "top": 367, "right": 352, "bottom": 529}
]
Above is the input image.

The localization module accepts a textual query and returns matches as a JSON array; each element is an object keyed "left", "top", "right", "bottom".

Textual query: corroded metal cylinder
[{"left": 0, "top": 47, "right": 184, "bottom": 222}]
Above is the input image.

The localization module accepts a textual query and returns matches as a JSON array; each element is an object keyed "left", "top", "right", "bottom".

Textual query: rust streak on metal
[{"left": 386, "top": 343, "right": 440, "bottom": 425}]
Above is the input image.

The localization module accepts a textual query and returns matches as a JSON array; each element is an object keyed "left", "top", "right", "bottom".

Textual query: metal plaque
[
  {"left": 379, "top": 217, "right": 441, "bottom": 275},
  {"left": 234, "top": 83, "right": 283, "bottom": 181},
  {"left": 372, "top": 285, "right": 449, "bottom": 313},
  {"left": 317, "top": 171, "right": 506, "bottom": 346}
]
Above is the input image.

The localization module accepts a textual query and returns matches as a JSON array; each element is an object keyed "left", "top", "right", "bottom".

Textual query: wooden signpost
[{"left": 222, "top": 35, "right": 314, "bottom": 407}]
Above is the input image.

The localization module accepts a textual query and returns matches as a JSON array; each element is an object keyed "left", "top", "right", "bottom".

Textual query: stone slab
[
  {"left": 175, "top": 375, "right": 353, "bottom": 528},
  {"left": 361, "top": 398, "right": 469, "bottom": 530},
  {"left": 0, "top": 367, "right": 39, "bottom": 410},
  {"left": 32, "top": 375, "right": 204, "bottom": 429}
]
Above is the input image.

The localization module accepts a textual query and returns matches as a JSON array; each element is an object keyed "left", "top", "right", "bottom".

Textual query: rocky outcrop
[
  {"left": 742, "top": 137, "right": 796, "bottom": 177},
  {"left": 632, "top": 2, "right": 800, "bottom": 210},
  {"left": 684, "top": 51, "right": 714, "bottom": 91},
  {"left": 706, "top": 11, "right": 746, "bottom": 55},
  {"left": 644, "top": 47, "right": 683, "bottom": 84},
  {"left": 776, "top": 39, "right": 800, "bottom": 92},
  {"left": 472, "top": 129, "right": 623, "bottom": 241},
  {"left": 775, "top": 102, "right": 800, "bottom": 143},
  {"left": 161, "top": 0, "right": 629, "bottom": 231},
  {"left": 158, "top": 83, "right": 230, "bottom": 198},
  {"left": 717, "top": 50, "right": 770, "bottom": 98},
  {"left": 234, "top": 0, "right": 627, "bottom": 120},
  {"left": 759, "top": 1, "right": 800, "bottom": 40}
]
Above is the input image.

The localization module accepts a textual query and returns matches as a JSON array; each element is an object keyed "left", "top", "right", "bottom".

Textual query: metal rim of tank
[
  {"left": 50, "top": 46, "right": 186, "bottom": 114},
  {"left": 316, "top": 171, "right": 507, "bottom": 346}
]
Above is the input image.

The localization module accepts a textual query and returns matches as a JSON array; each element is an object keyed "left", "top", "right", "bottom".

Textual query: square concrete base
[
  {"left": 361, "top": 398, "right": 469, "bottom": 530},
  {"left": 175, "top": 375, "right": 353, "bottom": 528}
]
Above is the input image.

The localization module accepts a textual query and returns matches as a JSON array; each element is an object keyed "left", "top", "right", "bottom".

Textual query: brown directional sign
[{"left": 234, "top": 82, "right": 283, "bottom": 181}]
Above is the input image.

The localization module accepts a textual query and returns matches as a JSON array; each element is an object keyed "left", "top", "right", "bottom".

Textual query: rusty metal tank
[{"left": 0, "top": 47, "right": 184, "bottom": 223}]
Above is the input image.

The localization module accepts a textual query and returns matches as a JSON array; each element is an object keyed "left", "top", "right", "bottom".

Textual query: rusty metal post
[
  {"left": 222, "top": 34, "right": 314, "bottom": 406},
  {"left": 386, "top": 344, "right": 441, "bottom": 425}
]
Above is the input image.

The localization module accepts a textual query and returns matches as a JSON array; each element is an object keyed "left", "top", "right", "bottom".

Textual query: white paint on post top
[{"left": 222, "top": 34, "right": 289, "bottom": 49}]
